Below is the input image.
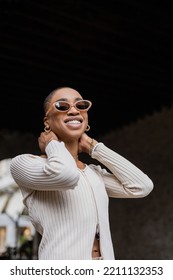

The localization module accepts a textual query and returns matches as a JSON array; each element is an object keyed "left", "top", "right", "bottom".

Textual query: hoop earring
[
  {"left": 44, "top": 125, "right": 51, "bottom": 133},
  {"left": 85, "top": 124, "right": 90, "bottom": 132}
]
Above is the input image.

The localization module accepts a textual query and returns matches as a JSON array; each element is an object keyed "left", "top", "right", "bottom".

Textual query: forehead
[{"left": 51, "top": 87, "right": 83, "bottom": 103}]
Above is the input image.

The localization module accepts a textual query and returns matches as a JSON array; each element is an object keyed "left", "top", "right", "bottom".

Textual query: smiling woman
[{"left": 10, "top": 86, "right": 154, "bottom": 260}]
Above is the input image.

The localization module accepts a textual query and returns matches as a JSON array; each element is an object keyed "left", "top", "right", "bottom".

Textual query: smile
[{"left": 66, "top": 120, "right": 81, "bottom": 124}]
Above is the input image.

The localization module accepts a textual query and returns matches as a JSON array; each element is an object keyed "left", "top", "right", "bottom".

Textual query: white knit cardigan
[{"left": 10, "top": 141, "right": 153, "bottom": 260}]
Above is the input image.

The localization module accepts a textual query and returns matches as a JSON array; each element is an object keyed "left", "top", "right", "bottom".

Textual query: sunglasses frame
[{"left": 46, "top": 99, "right": 92, "bottom": 116}]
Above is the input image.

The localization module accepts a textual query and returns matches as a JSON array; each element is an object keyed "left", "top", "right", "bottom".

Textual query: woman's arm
[
  {"left": 91, "top": 143, "right": 154, "bottom": 198},
  {"left": 10, "top": 140, "right": 80, "bottom": 191}
]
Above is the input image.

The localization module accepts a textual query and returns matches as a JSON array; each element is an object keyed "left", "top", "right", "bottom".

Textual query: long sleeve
[
  {"left": 10, "top": 140, "right": 80, "bottom": 191},
  {"left": 91, "top": 143, "right": 154, "bottom": 198}
]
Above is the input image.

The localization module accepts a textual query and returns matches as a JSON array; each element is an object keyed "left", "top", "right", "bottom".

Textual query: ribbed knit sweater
[{"left": 10, "top": 141, "right": 153, "bottom": 260}]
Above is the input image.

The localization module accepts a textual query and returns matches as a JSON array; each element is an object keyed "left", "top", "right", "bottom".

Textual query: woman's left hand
[{"left": 78, "top": 133, "right": 98, "bottom": 154}]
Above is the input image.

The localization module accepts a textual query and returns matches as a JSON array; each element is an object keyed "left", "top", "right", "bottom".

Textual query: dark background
[
  {"left": 0, "top": 0, "right": 173, "bottom": 138},
  {"left": 1, "top": 0, "right": 173, "bottom": 260}
]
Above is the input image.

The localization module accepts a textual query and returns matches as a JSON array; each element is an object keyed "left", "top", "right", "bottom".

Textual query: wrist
[
  {"left": 89, "top": 139, "right": 98, "bottom": 156},
  {"left": 46, "top": 138, "right": 58, "bottom": 146}
]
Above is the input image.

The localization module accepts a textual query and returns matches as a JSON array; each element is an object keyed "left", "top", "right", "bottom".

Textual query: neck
[
  {"left": 64, "top": 142, "right": 79, "bottom": 162},
  {"left": 73, "top": 154, "right": 78, "bottom": 162}
]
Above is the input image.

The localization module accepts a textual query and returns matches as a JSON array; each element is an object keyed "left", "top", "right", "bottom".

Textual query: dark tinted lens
[
  {"left": 76, "top": 100, "right": 90, "bottom": 110},
  {"left": 55, "top": 101, "right": 70, "bottom": 111}
]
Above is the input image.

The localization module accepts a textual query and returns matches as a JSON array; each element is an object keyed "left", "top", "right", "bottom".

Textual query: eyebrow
[{"left": 55, "top": 97, "right": 83, "bottom": 102}]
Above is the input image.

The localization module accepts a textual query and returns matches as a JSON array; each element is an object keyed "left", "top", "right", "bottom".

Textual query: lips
[
  {"left": 64, "top": 117, "right": 83, "bottom": 124},
  {"left": 64, "top": 117, "right": 83, "bottom": 129},
  {"left": 66, "top": 120, "right": 81, "bottom": 124}
]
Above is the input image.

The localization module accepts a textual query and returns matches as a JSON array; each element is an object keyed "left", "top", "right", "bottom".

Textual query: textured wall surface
[{"left": 99, "top": 106, "right": 173, "bottom": 260}]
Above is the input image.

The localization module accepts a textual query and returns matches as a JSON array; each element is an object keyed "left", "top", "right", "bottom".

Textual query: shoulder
[{"left": 11, "top": 153, "right": 44, "bottom": 166}]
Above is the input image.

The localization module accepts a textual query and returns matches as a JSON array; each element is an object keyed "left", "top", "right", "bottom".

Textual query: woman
[{"left": 10, "top": 86, "right": 153, "bottom": 260}]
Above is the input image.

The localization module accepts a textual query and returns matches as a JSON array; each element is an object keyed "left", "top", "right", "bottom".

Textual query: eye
[
  {"left": 55, "top": 101, "right": 70, "bottom": 111},
  {"left": 76, "top": 100, "right": 91, "bottom": 110}
]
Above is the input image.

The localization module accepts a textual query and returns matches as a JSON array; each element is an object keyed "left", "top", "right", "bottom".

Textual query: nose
[{"left": 67, "top": 105, "right": 79, "bottom": 114}]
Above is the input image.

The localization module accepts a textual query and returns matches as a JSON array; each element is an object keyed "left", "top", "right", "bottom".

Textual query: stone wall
[{"left": 98, "top": 106, "right": 173, "bottom": 260}]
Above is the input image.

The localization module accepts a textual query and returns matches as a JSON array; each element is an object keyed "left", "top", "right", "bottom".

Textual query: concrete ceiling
[{"left": 0, "top": 0, "right": 173, "bottom": 137}]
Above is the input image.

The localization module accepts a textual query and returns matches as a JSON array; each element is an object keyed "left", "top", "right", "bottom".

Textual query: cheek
[
  {"left": 49, "top": 114, "right": 61, "bottom": 129},
  {"left": 83, "top": 114, "right": 89, "bottom": 129},
  {"left": 84, "top": 114, "right": 89, "bottom": 123}
]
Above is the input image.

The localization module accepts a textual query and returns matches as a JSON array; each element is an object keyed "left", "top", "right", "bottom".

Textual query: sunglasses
[{"left": 46, "top": 100, "right": 92, "bottom": 115}]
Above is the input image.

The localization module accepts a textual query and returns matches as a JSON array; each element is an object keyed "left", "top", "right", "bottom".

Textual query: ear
[
  {"left": 43, "top": 116, "right": 49, "bottom": 127},
  {"left": 43, "top": 116, "right": 51, "bottom": 133},
  {"left": 85, "top": 124, "right": 90, "bottom": 132}
]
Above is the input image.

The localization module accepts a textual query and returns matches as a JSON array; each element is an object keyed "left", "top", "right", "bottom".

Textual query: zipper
[
  {"left": 80, "top": 169, "right": 100, "bottom": 237},
  {"left": 79, "top": 169, "right": 102, "bottom": 257}
]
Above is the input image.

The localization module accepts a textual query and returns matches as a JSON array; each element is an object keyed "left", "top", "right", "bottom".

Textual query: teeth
[{"left": 67, "top": 120, "right": 80, "bottom": 124}]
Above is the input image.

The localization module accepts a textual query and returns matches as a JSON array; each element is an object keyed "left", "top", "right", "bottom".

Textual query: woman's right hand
[{"left": 38, "top": 131, "right": 58, "bottom": 153}]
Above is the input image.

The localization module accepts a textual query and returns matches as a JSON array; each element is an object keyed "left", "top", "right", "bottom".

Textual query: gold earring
[
  {"left": 44, "top": 125, "right": 51, "bottom": 133},
  {"left": 85, "top": 124, "right": 90, "bottom": 132}
]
